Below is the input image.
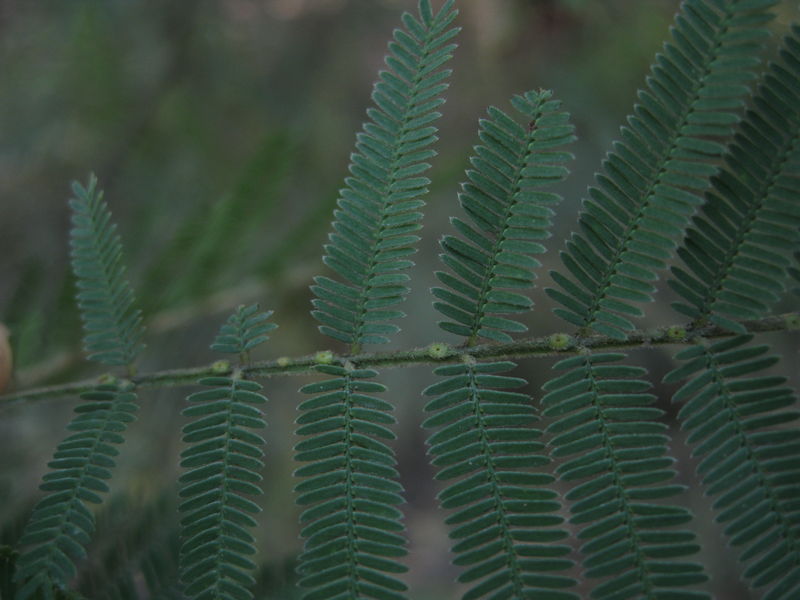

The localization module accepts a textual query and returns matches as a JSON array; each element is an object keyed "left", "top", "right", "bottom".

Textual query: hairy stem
[{"left": 2, "top": 312, "right": 796, "bottom": 407}]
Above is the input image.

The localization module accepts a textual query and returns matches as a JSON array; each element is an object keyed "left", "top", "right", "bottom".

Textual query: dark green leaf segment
[
  {"left": 665, "top": 336, "right": 800, "bottom": 600},
  {"left": 311, "top": 0, "right": 458, "bottom": 352},
  {"left": 14, "top": 384, "right": 138, "bottom": 600},
  {"left": 179, "top": 305, "right": 275, "bottom": 600},
  {"left": 296, "top": 3, "right": 459, "bottom": 597},
  {"left": 543, "top": 354, "right": 709, "bottom": 599},
  {"left": 670, "top": 24, "right": 800, "bottom": 333},
  {"left": 295, "top": 365, "right": 406, "bottom": 599},
  {"left": 69, "top": 174, "right": 144, "bottom": 368},
  {"left": 433, "top": 89, "right": 575, "bottom": 346},
  {"left": 547, "top": 0, "right": 777, "bottom": 340},
  {"left": 423, "top": 88, "right": 578, "bottom": 599},
  {"left": 423, "top": 361, "right": 577, "bottom": 600},
  {"left": 661, "top": 27, "right": 800, "bottom": 600},
  {"left": 15, "top": 175, "right": 145, "bottom": 599}
]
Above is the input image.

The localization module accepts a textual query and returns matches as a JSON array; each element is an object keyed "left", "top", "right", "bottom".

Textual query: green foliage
[
  {"left": 665, "top": 335, "right": 800, "bottom": 599},
  {"left": 423, "top": 361, "right": 576, "bottom": 600},
  {"left": 311, "top": 0, "right": 458, "bottom": 350},
  {"left": 295, "top": 365, "right": 406, "bottom": 599},
  {"left": 14, "top": 384, "right": 139, "bottom": 599},
  {"left": 544, "top": 353, "right": 706, "bottom": 599},
  {"left": 3, "top": 1, "right": 800, "bottom": 600},
  {"left": 433, "top": 89, "right": 575, "bottom": 345},
  {"left": 69, "top": 174, "right": 144, "bottom": 368},
  {"left": 13, "top": 178, "right": 146, "bottom": 599},
  {"left": 179, "top": 305, "right": 274, "bottom": 600},
  {"left": 423, "top": 89, "right": 578, "bottom": 598},
  {"left": 546, "top": 0, "right": 777, "bottom": 340},
  {"left": 670, "top": 23, "right": 800, "bottom": 332},
  {"left": 293, "top": 3, "right": 460, "bottom": 598}
]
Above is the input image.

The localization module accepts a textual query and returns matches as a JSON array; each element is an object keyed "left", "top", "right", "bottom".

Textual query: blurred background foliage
[{"left": 0, "top": 1, "right": 797, "bottom": 598}]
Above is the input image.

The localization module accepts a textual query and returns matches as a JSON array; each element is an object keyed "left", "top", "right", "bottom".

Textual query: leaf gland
[
  {"left": 211, "top": 360, "right": 231, "bottom": 374},
  {"left": 665, "top": 325, "right": 687, "bottom": 342},
  {"left": 314, "top": 350, "right": 335, "bottom": 365},
  {"left": 548, "top": 333, "right": 573, "bottom": 351},
  {"left": 427, "top": 342, "right": 452, "bottom": 359}
]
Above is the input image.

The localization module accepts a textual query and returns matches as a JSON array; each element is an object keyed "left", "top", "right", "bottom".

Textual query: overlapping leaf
[
  {"left": 546, "top": 0, "right": 776, "bottom": 340},
  {"left": 543, "top": 353, "right": 709, "bottom": 599},
  {"left": 179, "top": 304, "right": 275, "bottom": 600},
  {"left": 311, "top": 0, "right": 458, "bottom": 351},
  {"left": 69, "top": 174, "right": 144, "bottom": 367},
  {"left": 433, "top": 89, "right": 574, "bottom": 345},
  {"left": 423, "top": 360, "right": 577, "bottom": 600},
  {"left": 665, "top": 335, "right": 800, "bottom": 599},
  {"left": 670, "top": 23, "right": 800, "bottom": 332}
]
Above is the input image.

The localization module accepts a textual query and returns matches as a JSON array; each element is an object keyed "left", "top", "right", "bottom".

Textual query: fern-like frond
[
  {"left": 670, "top": 24, "right": 800, "bottom": 332},
  {"left": 179, "top": 304, "right": 275, "bottom": 600},
  {"left": 69, "top": 174, "right": 144, "bottom": 367},
  {"left": 14, "top": 384, "right": 139, "bottom": 599},
  {"left": 664, "top": 335, "right": 800, "bottom": 599},
  {"left": 433, "top": 89, "right": 574, "bottom": 345},
  {"left": 546, "top": 0, "right": 776, "bottom": 340},
  {"left": 543, "top": 353, "right": 709, "bottom": 599},
  {"left": 294, "top": 364, "right": 407, "bottom": 600},
  {"left": 422, "top": 360, "right": 577, "bottom": 600},
  {"left": 311, "top": 0, "right": 458, "bottom": 351}
]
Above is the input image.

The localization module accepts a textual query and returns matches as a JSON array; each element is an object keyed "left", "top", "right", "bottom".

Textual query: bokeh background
[{"left": 1, "top": 1, "right": 798, "bottom": 598}]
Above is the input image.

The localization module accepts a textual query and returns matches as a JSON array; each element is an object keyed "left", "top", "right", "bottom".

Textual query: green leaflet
[
  {"left": 423, "top": 360, "right": 577, "bottom": 600},
  {"left": 542, "top": 353, "right": 709, "bottom": 599},
  {"left": 294, "top": 365, "right": 407, "bottom": 600},
  {"left": 664, "top": 335, "right": 800, "bottom": 600},
  {"left": 670, "top": 24, "right": 800, "bottom": 332},
  {"left": 546, "top": 0, "right": 777, "bottom": 340},
  {"left": 311, "top": 0, "right": 458, "bottom": 352},
  {"left": 433, "top": 89, "right": 575, "bottom": 345},
  {"left": 14, "top": 385, "right": 139, "bottom": 600},
  {"left": 69, "top": 174, "right": 144, "bottom": 368},
  {"left": 179, "top": 305, "right": 274, "bottom": 600}
]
